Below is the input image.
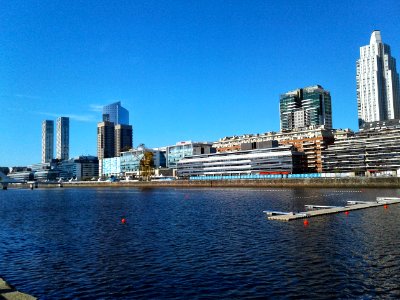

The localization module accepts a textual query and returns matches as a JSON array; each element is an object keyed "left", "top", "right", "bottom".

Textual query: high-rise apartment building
[
  {"left": 97, "top": 121, "right": 115, "bottom": 160},
  {"left": 114, "top": 124, "right": 133, "bottom": 156},
  {"left": 56, "top": 117, "right": 69, "bottom": 161},
  {"left": 280, "top": 85, "right": 332, "bottom": 132},
  {"left": 356, "top": 30, "right": 400, "bottom": 128},
  {"left": 102, "top": 101, "right": 129, "bottom": 125},
  {"left": 42, "top": 120, "right": 54, "bottom": 163}
]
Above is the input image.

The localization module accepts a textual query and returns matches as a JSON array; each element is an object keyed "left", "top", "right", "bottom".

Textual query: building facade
[
  {"left": 280, "top": 85, "right": 332, "bottom": 131},
  {"left": 57, "top": 156, "right": 99, "bottom": 180},
  {"left": 177, "top": 146, "right": 305, "bottom": 178},
  {"left": 213, "top": 127, "right": 334, "bottom": 173},
  {"left": 102, "top": 101, "right": 129, "bottom": 125},
  {"left": 42, "top": 120, "right": 54, "bottom": 163},
  {"left": 357, "top": 30, "right": 400, "bottom": 128},
  {"left": 166, "top": 141, "right": 215, "bottom": 169},
  {"left": 323, "top": 120, "right": 400, "bottom": 175},
  {"left": 56, "top": 117, "right": 69, "bottom": 161},
  {"left": 97, "top": 121, "right": 115, "bottom": 160},
  {"left": 115, "top": 124, "right": 133, "bottom": 156}
]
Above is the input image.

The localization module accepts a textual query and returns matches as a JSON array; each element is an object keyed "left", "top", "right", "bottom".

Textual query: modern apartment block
[
  {"left": 102, "top": 101, "right": 129, "bottom": 125},
  {"left": 56, "top": 117, "right": 69, "bottom": 161},
  {"left": 213, "top": 126, "right": 334, "bottom": 173},
  {"left": 280, "top": 85, "right": 332, "bottom": 132},
  {"left": 323, "top": 119, "right": 400, "bottom": 175},
  {"left": 356, "top": 30, "right": 400, "bottom": 128},
  {"left": 42, "top": 120, "right": 54, "bottom": 163},
  {"left": 115, "top": 124, "right": 133, "bottom": 156},
  {"left": 97, "top": 121, "right": 115, "bottom": 160}
]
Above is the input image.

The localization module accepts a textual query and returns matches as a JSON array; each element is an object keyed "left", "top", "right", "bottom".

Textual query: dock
[
  {"left": 0, "top": 277, "right": 37, "bottom": 300},
  {"left": 264, "top": 197, "right": 400, "bottom": 221}
]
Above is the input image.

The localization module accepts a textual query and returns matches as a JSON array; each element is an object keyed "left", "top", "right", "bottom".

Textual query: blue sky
[{"left": 1, "top": 0, "right": 399, "bottom": 166}]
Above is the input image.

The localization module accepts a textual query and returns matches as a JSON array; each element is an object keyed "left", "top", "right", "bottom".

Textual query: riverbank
[{"left": 9, "top": 177, "right": 400, "bottom": 189}]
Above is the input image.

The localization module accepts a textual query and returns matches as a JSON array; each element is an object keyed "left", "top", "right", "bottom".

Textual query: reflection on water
[{"left": 1, "top": 187, "right": 400, "bottom": 299}]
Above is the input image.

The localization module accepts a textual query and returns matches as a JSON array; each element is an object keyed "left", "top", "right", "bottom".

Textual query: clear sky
[{"left": 1, "top": 0, "right": 399, "bottom": 166}]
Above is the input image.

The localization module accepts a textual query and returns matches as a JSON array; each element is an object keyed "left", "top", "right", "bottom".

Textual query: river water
[{"left": 1, "top": 187, "right": 400, "bottom": 299}]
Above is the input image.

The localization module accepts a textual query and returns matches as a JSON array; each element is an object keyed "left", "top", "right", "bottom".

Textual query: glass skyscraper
[
  {"left": 102, "top": 101, "right": 129, "bottom": 125},
  {"left": 280, "top": 85, "right": 332, "bottom": 132},
  {"left": 42, "top": 120, "right": 54, "bottom": 163},
  {"left": 356, "top": 30, "right": 400, "bottom": 128},
  {"left": 56, "top": 117, "right": 69, "bottom": 161}
]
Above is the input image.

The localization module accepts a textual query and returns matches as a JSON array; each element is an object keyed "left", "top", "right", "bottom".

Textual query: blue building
[{"left": 102, "top": 101, "right": 129, "bottom": 125}]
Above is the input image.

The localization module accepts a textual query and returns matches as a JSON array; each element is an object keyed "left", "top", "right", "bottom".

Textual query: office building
[
  {"left": 42, "top": 120, "right": 54, "bottom": 163},
  {"left": 115, "top": 124, "right": 133, "bottom": 156},
  {"left": 56, "top": 117, "right": 69, "bottom": 161},
  {"left": 97, "top": 121, "right": 115, "bottom": 160},
  {"left": 357, "top": 30, "right": 400, "bottom": 128},
  {"left": 166, "top": 141, "right": 215, "bottom": 169},
  {"left": 177, "top": 146, "right": 305, "bottom": 178},
  {"left": 213, "top": 126, "right": 334, "bottom": 173},
  {"left": 102, "top": 101, "right": 129, "bottom": 125},
  {"left": 280, "top": 85, "right": 332, "bottom": 131}
]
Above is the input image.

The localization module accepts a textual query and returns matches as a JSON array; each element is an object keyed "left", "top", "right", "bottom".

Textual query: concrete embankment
[
  {"left": 0, "top": 277, "right": 36, "bottom": 300},
  {"left": 13, "top": 177, "right": 400, "bottom": 189}
]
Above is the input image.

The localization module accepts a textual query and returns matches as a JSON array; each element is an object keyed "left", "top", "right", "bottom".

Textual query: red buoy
[
  {"left": 121, "top": 218, "right": 127, "bottom": 224},
  {"left": 384, "top": 204, "right": 388, "bottom": 209},
  {"left": 344, "top": 211, "right": 349, "bottom": 216},
  {"left": 303, "top": 219, "right": 309, "bottom": 226}
]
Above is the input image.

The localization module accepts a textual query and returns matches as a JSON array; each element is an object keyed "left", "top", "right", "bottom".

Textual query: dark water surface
[{"left": 1, "top": 187, "right": 400, "bottom": 299}]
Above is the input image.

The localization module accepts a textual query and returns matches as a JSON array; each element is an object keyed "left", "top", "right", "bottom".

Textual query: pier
[
  {"left": 264, "top": 197, "right": 400, "bottom": 221},
  {"left": 0, "top": 277, "right": 36, "bottom": 300}
]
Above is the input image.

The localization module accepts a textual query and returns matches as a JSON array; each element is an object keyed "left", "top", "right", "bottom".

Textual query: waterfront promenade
[{"left": 9, "top": 177, "right": 400, "bottom": 189}]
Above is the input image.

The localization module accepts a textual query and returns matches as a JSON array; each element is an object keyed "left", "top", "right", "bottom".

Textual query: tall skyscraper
[
  {"left": 56, "top": 117, "right": 70, "bottom": 161},
  {"left": 102, "top": 101, "right": 129, "bottom": 125},
  {"left": 280, "top": 85, "right": 332, "bottom": 132},
  {"left": 357, "top": 30, "right": 400, "bottom": 128},
  {"left": 97, "top": 101, "right": 133, "bottom": 159},
  {"left": 97, "top": 121, "right": 116, "bottom": 160},
  {"left": 114, "top": 124, "right": 133, "bottom": 156},
  {"left": 42, "top": 120, "right": 54, "bottom": 163}
]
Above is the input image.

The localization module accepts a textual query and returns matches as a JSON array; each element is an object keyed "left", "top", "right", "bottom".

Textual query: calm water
[{"left": 1, "top": 187, "right": 400, "bottom": 299}]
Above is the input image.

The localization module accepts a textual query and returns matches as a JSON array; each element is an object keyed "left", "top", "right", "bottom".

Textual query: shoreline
[{"left": 9, "top": 177, "right": 400, "bottom": 189}]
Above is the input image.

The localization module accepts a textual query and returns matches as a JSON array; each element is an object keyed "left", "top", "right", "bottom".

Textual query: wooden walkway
[
  {"left": 264, "top": 197, "right": 400, "bottom": 221},
  {"left": 0, "top": 277, "right": 36, "bottom": 300}
]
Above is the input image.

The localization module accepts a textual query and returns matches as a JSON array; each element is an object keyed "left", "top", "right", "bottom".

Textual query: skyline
[{"left": 1, "top": 1, "right": 400, "bottom": 166}]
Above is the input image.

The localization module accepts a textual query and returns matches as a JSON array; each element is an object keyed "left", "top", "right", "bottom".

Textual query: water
[{"left": 1, "top": 187, "right": 400, "bottom": 299}]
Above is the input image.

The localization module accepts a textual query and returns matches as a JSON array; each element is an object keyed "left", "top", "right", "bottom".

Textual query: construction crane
[{"left": 139, "top": 150, "right": 154, "bottom": 181}]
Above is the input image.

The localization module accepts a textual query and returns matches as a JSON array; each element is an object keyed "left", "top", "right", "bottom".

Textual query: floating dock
[
  {"left": 0, "top": 277, "right": 36, "bottom": 300},
  {"left": 264, "top": 197, "right": 400, "bottom": 221}
]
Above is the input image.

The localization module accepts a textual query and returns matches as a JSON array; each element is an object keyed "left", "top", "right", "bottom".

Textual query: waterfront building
[
  {"left": 56, "top": 117, "right": 70, "bottom": 161},
  {"left": 118, "top": 148, "right": 167, "bottom": 177},
  {"left": 166, "top": 141, "right": 215, "bottom": 169},
  {"left": 114, "top": 124, "right": 133, "bottom": 156},
  {"left": 57, "top": 156, "right": 99, "bottom": 181},
  {"left": 102, "top": 101, "right": 129, "bottom": 125},
  {"left": 42, "top": 120, "right": 54, "bottom": 163},
  {"left": 213, "top": 126, "right": 334, "bottom": 173},
  {"left": 280, "top": 85, "right": 332, "bottom": 131},
  {"left": 177, "top": 146, "right": 305, "bottom": 178},
  {"left": 97, "top": 121, "right": 115, "bottom": 160},
  {"left": 100, "top": 157, "right": 121, "bottom": 177},
  {"left": 322, "top": 120, "right": 400, "bottom": 175},
  {"left": 357, "top": 30, "right": 400, "bottom": 128}
]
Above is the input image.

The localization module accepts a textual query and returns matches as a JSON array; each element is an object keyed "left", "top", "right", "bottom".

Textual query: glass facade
[
  {"left": 166, "top": 142, "right": 214, "bottom": 168},
  {"left": 56, "top": 117, "right": 69, "bottom": 161},
  {"left": 103, "top": 101, "right": 129, "bottom": 125},
  {"left": 280, "top": 85, "right": 332, "bottom": 131},
  {"left": 42, "top": 120, "right": 54, "bottom": 163}
]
